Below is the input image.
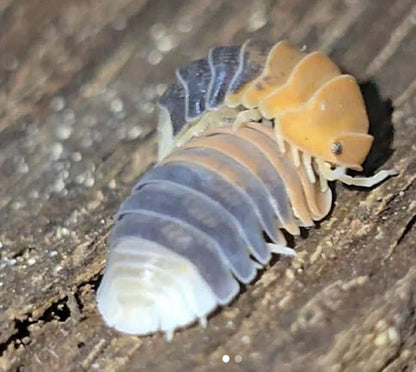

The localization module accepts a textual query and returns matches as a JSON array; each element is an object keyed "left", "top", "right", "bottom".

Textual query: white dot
[
  {"left": 222, "top": 354, "right": 230, "bottom": 363},
  {"left": 247, "top": 5, "right": 267, "bottom": 32},
  {"left": 50, "top": 96, "right": 66, "bottom": 112},
  {"left": 54, "top": 265, "right": 63, "bottom": 274},
  {"left": 110, "top": 98, "right": 124, "bottom": 113},
  {"left": 17, "top": 159, "right": 29, "bottom": 174},
  {"left": 234, "top": 355, "right": 242, "bottom": 363},
  {"left": 157, "top": 35, "right": 176, "bottom": 52},
  {"left": 50, "top": 143, "right": 63, "bottom": 160},
  {"left": 150, "top": 23, "right": 166, "bottom": 40},
  {"left": 60, "top": 227, "right": 70, "bottom": 236},
  {"left": 241, "top": 335, "right": 251, "bottom": 344},
  {"left": 53, "top": 178, "right": 65, "bottom": 193},
  {"left": 127, "top": 126, "right": 143, "bottom": 140},
  {"left": 56, "top": 125, "right": 73, "bottom": 140},
  {"left": 85, "top": 176, "right": 95, "bottom": 187},
  {"left": 72, "top": 152, "right": 82, "bottom": 162},
  {"left": 148, "top": 50, "right": 163, "bottom": 65},
  {"left": 63, "top": 109, "right": 76, "bottom": 125}
]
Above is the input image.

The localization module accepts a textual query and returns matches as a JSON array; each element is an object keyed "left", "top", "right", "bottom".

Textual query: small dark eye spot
[{"left": 331, "top": 142, "right": 342, "bottom": 155}]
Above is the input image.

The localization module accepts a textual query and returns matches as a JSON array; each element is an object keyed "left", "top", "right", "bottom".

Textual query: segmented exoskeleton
[{"left": 97, "top": 39, "right": 395, "bottom": 339}]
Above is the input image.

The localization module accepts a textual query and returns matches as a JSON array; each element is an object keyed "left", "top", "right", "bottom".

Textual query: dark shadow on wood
[{"left": 359, "top": 80, "right": 395, "bottom": 176}]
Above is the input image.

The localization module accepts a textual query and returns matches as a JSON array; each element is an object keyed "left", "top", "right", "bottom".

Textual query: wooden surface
[{"left": 1, "top": 0, "right": 416, "bottom": 371}]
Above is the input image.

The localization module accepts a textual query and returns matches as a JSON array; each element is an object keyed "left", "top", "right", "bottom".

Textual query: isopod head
[{"left": 275, "top": 75, "right": 373, "bottom": 171}]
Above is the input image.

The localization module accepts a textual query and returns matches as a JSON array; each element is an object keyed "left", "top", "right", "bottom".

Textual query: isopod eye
[{"left": 331, "top": 142, "right": 342, "bottom": 155}]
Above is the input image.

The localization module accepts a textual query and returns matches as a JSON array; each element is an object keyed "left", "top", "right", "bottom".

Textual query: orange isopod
[{"left": 97, "top": 39, "right": 396, "bottom": 339}]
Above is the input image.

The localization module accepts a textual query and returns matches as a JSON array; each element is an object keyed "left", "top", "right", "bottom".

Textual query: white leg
[
  {"left": 274, "top": 124, "right": 286, "bottom": 153},
  {"left": 173, "top": 119, "right": 207, "bottom": 149},
  {"left": 262, "top": 119, "right": 274, "bottom": 128},
  {"left": 253, "top": 261, "right": 264, "bottom": 269},
  {"left": 316, "top": 158, "right": 397, "bottom": 189},
  {"left": 267, "top": 243, "right": 297, "bottom": 257},
  {"left": 316, "top": 160, "right": 346, "bottom": 181},
  {"left": 199, "top": 316, "right": 207, "bottom": 328},
  {"left": 291, "top": 146, "right": 301, "bottom": 168},
  {"left": 316, "top": 160, "right": 343, "bottom": 191},
  {"left": 165, "top": 329, "right": 174, "bottom": 342},
  {"left": 339, "top": 169, "right": 398, "bottom": 187},
  {"left": 319, "top": 172, "right": 329, "bottom": 192},
  {"left": 302, "top": 152, "right": 316, "bottom": 184}
]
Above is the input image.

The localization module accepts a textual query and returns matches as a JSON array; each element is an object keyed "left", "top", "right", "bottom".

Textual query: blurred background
[{"left": 0, "top": 0, "right": 415, "bottom": 371}]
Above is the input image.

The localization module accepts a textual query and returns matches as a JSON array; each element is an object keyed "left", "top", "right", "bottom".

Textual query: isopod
[{"left": 97, "top": 39, "right": 396, "bottom": 339}]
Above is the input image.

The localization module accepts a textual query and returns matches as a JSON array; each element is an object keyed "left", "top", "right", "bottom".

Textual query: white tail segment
[{"left": 97, "top": 237, "right": 218, "bottom": 338}]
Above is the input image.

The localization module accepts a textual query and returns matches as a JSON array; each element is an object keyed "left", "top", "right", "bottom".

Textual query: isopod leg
[
  {"left": 338, "top": 169, "right": 398, "bottom": 187},
  {"left": 267, "top": 243, "right": 297, "bottom": 257},
  {"left": 316, "top": 159, "right": 397, "bottom": 188},
  {"left": 302, "top": 152, "right": 316, "bottom": 184},
  {"left": 232, "top": 108, "right": 262, "bottom": 130}
]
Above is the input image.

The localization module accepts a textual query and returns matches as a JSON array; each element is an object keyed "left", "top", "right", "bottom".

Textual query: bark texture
[{"left": 0, "top": 0, "right": 415, "bottom": 371}]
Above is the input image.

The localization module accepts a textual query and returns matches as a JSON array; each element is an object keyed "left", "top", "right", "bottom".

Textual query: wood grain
[{"left": 0, "top": 0, "right": 415, "bottom": 371}]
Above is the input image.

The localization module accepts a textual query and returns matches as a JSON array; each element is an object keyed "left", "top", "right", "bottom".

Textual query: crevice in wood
[
  {"left": 0, "top": 296, "right": 71, "bottom": 356},
  {"left": 396, "top": 214, "right": 416, "bottom": 247}
]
